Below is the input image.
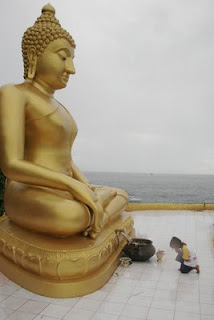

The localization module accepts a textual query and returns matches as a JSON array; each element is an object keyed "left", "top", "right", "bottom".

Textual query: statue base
[{"left": 0, "top": 213, "right": 134, "bottom": 298}]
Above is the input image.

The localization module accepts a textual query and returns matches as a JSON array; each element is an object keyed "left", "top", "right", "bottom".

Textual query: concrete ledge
[{"left": 127, "top": 202, "right": 214, "bottom": 211}]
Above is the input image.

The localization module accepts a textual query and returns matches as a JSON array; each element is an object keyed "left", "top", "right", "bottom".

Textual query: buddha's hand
[
  {"left": 69, "top": 180, "right": 104, "bottom": 235},
  {"left": 86, "top": 183, "right": 104, "bottom": 191},
  {"left": 82, "top": 200, "right": 104, "bottom": 239},
  {"left": 85, "top": 200, "right": 104, "bottom": 239}
]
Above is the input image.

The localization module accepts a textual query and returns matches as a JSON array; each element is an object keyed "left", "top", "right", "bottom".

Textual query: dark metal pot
[{"left": 123, "top": 238, "right": 156, "bottom": 262}]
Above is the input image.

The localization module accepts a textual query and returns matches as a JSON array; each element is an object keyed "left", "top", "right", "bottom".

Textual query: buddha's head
[{"left": 22, "top": 3, "right": 76, "bottom": 89}]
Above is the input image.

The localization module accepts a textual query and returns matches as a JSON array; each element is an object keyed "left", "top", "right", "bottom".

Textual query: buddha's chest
[{"left": 25, "top": 95, "right": 77, "bottom": 142}]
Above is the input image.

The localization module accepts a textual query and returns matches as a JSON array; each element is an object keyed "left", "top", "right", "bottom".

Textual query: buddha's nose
[{"left": 66, "top": 58, "right": 75, "bottom": 75}]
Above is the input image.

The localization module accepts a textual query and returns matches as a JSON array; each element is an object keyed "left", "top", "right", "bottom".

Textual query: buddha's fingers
[
  {"left": 82, "top": 202, "right": 103, "bottom": 238},
  {"left": 82, "top": 226, "right": 92, "bottom": 237},
  {"left": 88, "top": 228, "right": 101, "bottom": 239},
  {"left": 82, "top": 225, "right": 101, "bottom": 239}
]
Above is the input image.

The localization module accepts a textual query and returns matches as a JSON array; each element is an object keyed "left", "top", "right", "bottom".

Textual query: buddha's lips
[{"left": 62, "top": 75, "right": 69, "bottom": 82}]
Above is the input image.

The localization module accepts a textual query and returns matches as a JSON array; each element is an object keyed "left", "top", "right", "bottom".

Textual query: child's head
[{"left": 170, "top": 236, "right": 182, "bottom": 249}]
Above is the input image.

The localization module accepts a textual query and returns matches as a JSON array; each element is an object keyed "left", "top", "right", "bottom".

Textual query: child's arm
[{"left": 175, "top": 248, "right": 182, "bottom": 255}]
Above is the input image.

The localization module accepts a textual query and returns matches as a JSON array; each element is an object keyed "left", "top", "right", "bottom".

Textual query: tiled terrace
[{"left": 0, "top": 210, "right": 213, "bottom": 320}]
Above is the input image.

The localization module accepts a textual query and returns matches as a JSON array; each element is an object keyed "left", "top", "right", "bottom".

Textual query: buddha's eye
[
  {"left": 60, "top": 55, "right": 66, "bottom": 61},
  {"left": 58, "top": 51, "right": 67, "bottom": 61}
]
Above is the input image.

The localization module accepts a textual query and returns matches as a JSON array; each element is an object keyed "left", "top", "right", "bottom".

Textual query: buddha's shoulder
[{"left": 0, "top": 83, "right": 27, "bottom": 99}]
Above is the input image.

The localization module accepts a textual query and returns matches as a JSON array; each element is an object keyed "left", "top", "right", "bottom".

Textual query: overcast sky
[{"left": 1, "top": 0, "right": 214, "bottom": 174}]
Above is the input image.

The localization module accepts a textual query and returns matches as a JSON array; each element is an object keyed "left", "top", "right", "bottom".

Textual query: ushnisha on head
[{"left": 22, "top": 3, "right": 76, "bottom": 79}]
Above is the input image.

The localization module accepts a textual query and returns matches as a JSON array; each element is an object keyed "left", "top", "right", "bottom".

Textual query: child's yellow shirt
[{"left": 182, "top": 245, "right": 190, "bottom": 260}]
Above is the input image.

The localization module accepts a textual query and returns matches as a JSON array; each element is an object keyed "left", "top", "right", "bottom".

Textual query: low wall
[{"left": 127, "top": 202, "right": 214, "bottom": 211}]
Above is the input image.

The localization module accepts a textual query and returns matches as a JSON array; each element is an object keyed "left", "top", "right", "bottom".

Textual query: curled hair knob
[{"left": 42, "top": 3, "right": 55, "bottom": 15}]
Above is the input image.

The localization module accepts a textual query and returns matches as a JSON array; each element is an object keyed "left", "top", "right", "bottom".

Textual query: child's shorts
[{"left": 175, "top": 254, "right": 193, "bottom": 273}]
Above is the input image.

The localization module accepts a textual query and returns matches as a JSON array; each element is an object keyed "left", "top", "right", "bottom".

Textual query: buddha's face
[{"left": 34, "top": 38, "right": 75, "bottom": 90}]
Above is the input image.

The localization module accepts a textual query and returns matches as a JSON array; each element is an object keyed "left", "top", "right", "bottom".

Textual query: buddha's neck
[{"left": 26, "top": 78, "right": 55, "bottom": 97}]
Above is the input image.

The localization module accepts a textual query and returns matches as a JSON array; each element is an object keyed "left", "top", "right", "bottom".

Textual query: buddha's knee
[
  {"left": 104, "top": 192, "right": 128, "bottom": 221},
  {"left": 114, "top": 188, "right": 129, "bottom": 201},
  {"left": 5, "top": 185, "right": 91, "bottom": 236},
  {"left": 49, "top": 200, "right": 91, "bottom": 236}
]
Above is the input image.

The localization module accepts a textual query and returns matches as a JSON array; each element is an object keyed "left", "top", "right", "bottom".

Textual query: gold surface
[
  {"left": 0, "top": 4, "right": 132, "bottom": 297},
  {"left": 0, "top": 4, "right": 128, "bottom": 239},
  {"left": 0, "top": 213, "right": 134, "bottom": 297}
]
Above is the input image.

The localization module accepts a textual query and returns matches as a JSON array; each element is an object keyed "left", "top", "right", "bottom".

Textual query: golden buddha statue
[
  {"left": 0, "top": 4, "right": 128, "bottom": 239},
  {"left": 0, "top": 4, "right": 133, "bottom": 297}
]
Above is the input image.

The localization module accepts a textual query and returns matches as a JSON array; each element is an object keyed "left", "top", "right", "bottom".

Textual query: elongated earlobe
[
  {"left": 28, "top": 62, "right": 37, "bottom": 79},
  {"left": 27, "top": 46, "right": 37, "bottom": 79}
]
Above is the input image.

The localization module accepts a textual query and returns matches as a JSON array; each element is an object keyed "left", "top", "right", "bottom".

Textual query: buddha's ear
[{"left": 27, "top": 46, "right": 37, "bottom": 79}]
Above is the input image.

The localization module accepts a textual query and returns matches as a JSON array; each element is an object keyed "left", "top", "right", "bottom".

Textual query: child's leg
[
  {"left": 180, "top": 262, "right": 193, "bottom": 273},
  {"left": 194, "top": 265, "right": 200, "bottom": 274}
]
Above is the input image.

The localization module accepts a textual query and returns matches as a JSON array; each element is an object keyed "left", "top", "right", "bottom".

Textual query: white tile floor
[{"left": 0, "top": 210, "right": 214, "bottom": 320}]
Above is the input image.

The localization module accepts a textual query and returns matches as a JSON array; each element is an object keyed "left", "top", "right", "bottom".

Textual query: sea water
[{"left": 85, "top": 172, "right": 214, "bottom": 204}]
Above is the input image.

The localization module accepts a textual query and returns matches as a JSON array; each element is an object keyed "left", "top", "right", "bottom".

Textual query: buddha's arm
[
  {"left": 71, "top": 161, "right": 89, "bottom": 184},
  {"left": 70, "top": 161, "right": 106, "bottom": 192},
  {"left": 70, "top": 162, "right": 106, "bottom": 192},
  {"left": 0, "top": 85, "right": 102, "bottom": 219}
]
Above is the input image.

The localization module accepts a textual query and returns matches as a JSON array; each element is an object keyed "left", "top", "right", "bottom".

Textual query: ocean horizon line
[
  {"left": 84, "top": 171, "right": 214, "bottom": 176},
  {"left": 85, "top": 171, "right": 214, "bottom": 203}
]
